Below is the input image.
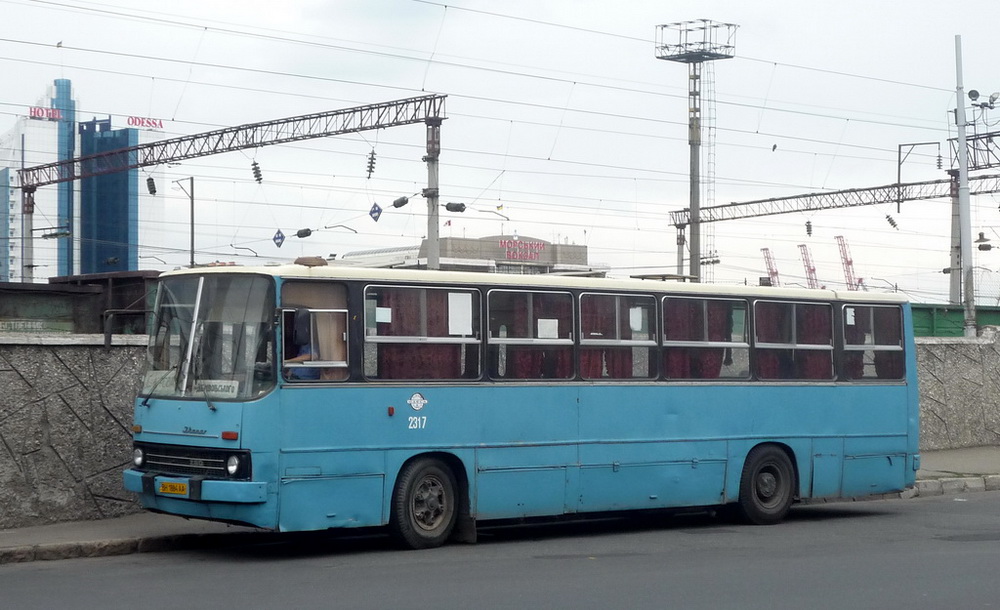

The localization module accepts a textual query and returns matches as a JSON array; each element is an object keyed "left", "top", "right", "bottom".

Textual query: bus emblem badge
[{"left": 407, "top": 393, "right": 428, "bottom": 411}]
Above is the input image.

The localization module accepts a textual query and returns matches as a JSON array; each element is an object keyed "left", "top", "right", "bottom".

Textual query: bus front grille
[{"left": 135, "top": 443, "right": 249, "bottom": 479}]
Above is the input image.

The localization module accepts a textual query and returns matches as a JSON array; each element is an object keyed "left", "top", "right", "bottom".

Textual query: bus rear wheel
[
  {"left": 737, "top": 445, "right": 794, "bottom": 525},
  {"left": 390, "top": 458, "right": 458, "bottom": 549}
]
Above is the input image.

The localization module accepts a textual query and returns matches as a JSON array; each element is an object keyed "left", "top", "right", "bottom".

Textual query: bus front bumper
[{"left": 123, "top": 469, "right": 268, "bottom": 503}]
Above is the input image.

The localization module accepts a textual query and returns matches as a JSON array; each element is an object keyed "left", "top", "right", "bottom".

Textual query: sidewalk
[
  {"left": 3, "top": 446, "right": 1000, "bottom": 565},
  {"left": 912, "top": 445, "right": 1000, "bottom": 498}
]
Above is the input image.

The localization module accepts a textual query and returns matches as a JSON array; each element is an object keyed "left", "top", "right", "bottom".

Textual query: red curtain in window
[
  {"left": 377, "top": 289, "right": 411, "bottom": 379},
  {"left": 580, "top": 296, "right": 610, "bottom": 378},
  {"left": 580, "top": 296, "right": 633, "bottom": 378},
  {"left": 422, "top": 290, "right": 462, "bottom": 378},
  {"left": 873, "top": 307, "right": 904, "bottom": 379},
  {"left": 605, "top": 347, "right": 633, "bottom": 378},
  {"left": 664, "top": 300, "right": 698, "bottom": 378},
  {"left": 508, "top": 293, "right": 572, "bottom": 379},
  {"left": 377, "top": 289, "right": 461, "bottom": 379},
  {"left": 696, "top": 301, "right": 730, "bottom": 379},
  {"left": 754, "top": 302, "right": 785, "bottom": 378},
  {"left": 796, "top": 305, "right": 832, "bottom": 379}
]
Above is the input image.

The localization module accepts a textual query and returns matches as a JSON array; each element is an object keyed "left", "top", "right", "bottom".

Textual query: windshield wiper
[
  {"left": 140, "top": 365, "right": 178, "bottom": 407},
  {"left": 199, "top": 384, "right": 218, "bottom": 412}
]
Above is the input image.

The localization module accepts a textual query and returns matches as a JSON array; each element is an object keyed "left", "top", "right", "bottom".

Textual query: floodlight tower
[{"left": 656, "top": 19, "right": 737, "bottom": 281}]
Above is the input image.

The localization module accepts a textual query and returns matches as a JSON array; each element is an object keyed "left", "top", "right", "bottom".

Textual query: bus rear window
[{"left": 843, "top": 304, "right": 905, "bottom": 380}]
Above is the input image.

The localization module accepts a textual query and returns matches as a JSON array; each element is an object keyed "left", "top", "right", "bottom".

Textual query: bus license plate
[{"left": 159, "top": 482, "right": 187, "bottom": 495}]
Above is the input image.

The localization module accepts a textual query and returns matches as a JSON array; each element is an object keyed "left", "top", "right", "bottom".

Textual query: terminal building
[
  {"left": 0, "top": 79, "right": 160, "bottom": 283},
  {"left": 337, "top": 234, "right": 608, "bottom": 276}
]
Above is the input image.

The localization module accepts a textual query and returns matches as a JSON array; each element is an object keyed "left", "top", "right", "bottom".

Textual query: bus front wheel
[
  {"left": 390, "top": 458, "right": 458, "bottom": 549},
  {"left": 737, "top": 445, "right": 795, "bottom": 525}
]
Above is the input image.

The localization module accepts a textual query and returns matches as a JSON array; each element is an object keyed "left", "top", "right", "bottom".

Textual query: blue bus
[{"left": 124, "top": 260, "right": 919, "bottom": 549}]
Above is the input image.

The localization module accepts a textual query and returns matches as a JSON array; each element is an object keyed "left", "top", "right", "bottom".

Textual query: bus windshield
[{"left": 142, "top": 274, "right": 275, "bottom": 401}]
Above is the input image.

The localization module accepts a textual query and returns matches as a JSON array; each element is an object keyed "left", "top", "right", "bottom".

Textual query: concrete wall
[
  {"left": 0, "top": 334, "right": 144, "bottom": 529},
  {"left": 916, "top": 331, "right": 1000, "bottom": 450},
  {"left": 1, "top": 332, "right": 998, "bottom": 529}
]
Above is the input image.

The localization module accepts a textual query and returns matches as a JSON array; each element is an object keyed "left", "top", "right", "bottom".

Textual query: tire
[
  {"left": 737, "top": 445, "right": 795, "bottom": 525},
  {"left": 390, "top": 458, "right": 458, "bottom": 549}
]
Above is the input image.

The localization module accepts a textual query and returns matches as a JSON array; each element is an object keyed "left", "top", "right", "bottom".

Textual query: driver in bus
[{"left": 285, "top": 309, "right": 320, "bottom": 380}]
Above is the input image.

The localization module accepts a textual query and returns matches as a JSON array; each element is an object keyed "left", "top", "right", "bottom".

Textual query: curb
[
  {"left": 0, "top": 531, "right": 263, "bottom": 566},
  {"left": 908, "top": 474, "right": 1000, "bottom": 497}
]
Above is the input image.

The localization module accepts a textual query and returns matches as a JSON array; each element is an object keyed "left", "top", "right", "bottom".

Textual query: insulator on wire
[
  {"left": 146, "top": 177, "right": 156, "bottom": 195},
  {"left": 936, "top": 154, "right": 943, "bottom": 170},
  {"left": 805, "top": 220, "right": 813, "bottom": 237},
  {"left": 366, "top": 150, "right": 376, "bottom": 178},
  {"left": 886, "top": 214, "right": 899, "bottom": 230},
  {"left": 251, "top": 161, "right": 262, "bottom": 183}
]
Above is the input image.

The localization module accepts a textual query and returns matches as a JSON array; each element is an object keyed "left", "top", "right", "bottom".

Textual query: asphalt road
[{"left": 3, "top": 492, "right": 1000, "bottom": 610}]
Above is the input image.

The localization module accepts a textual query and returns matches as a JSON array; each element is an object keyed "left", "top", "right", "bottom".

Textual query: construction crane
[
  {"left": 761, "top": 247, "right": 780, "bottom": 287},
  {"left": 16, "top": 94, "right": 448, "bottom": 278},
  {"left": 797, "top": 244, "right": 821, "bottom": 289},
  {"left": 835, "top": 235, "right": 865, "bottom": 291}
]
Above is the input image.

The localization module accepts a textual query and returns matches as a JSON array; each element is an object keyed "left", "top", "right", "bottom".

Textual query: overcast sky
[{"left": 3, "top": 0, "right": 1000, "bottom": 302}]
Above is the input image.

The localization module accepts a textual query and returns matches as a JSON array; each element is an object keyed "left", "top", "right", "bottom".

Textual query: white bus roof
[{"left": 159, "top": 262, "right": 909, "bottom": 304}]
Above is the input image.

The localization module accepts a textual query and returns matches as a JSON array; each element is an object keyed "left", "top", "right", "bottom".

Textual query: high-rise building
[
  {"left": 78, "top": 118, "right": 139, "bottom": 273},
  {"left": 0, "top": 78, "right": 159, "bottom": 282}
]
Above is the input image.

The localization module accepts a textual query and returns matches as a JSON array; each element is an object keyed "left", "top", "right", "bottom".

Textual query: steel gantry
[
  {"left": 18, "top": 95, "right": 446, "bottom": 189},
  {"left": 669, "top": 173, "right": 1000, "bottom": 227},
  {"left": 670, "top": 172, "right": 1000, "bottom": 298},
  {"left": 16, "top": 94, "right": 448, "bottom": 279}
]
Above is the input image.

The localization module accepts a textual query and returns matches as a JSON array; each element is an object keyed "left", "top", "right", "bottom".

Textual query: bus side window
[
  {"left": 280, "top": 281, "right": 350, "bottom": 382},
  {"left": 365, "top": 286, "right": 481, "bottom": 381},
  {"left": 488, "top": 290, "right": 573, "bottom": 380},
  {"left": 754, "top": 300, "right": 833, "bottom": 381},
  {"left": 580, "top": 293, "right": 656, "bottom": 380},
  {"left": 663, "top": 297, "right": 749, "bottom": 380}
]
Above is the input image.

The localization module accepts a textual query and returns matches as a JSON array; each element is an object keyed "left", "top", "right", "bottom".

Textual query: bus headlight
[
  {"left": 132, "top": 448, "right": 145, "bottom": 468},
  {"left": 226, "top": 455, "right": 241, "bottom": 476}
]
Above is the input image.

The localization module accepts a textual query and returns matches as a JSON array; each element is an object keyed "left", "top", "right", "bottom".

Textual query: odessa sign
[{"left": 127, "top": 116, "right": 164, "bottom": 129}]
